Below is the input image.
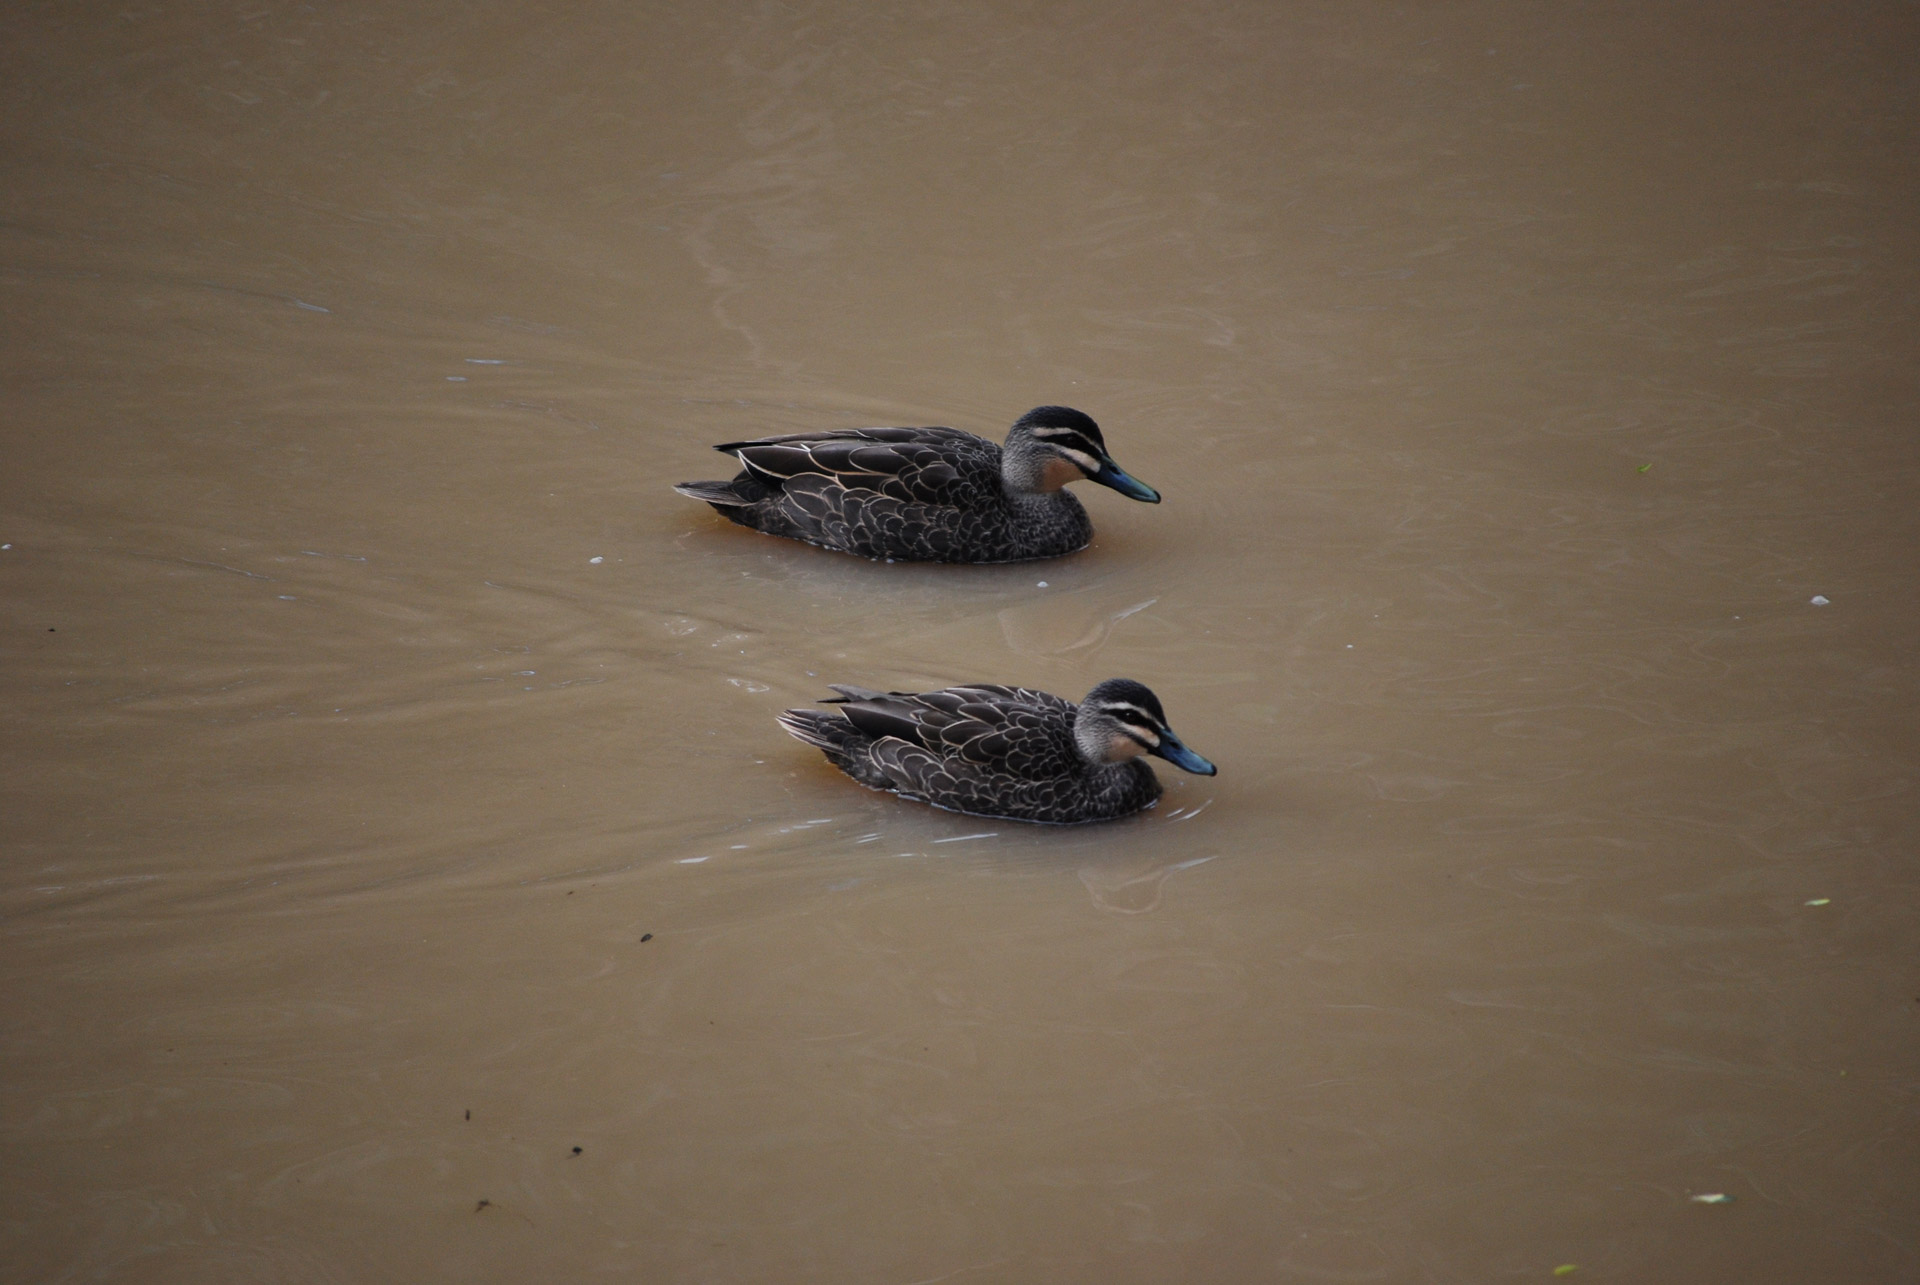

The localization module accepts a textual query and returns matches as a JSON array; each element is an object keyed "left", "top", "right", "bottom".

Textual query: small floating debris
[
  {"left": 1553, "top": 1267, "right": 1579, "bottom": 1278},
  {"left": 1804, "top": 898, "right": 1830, "bottom": 906},
  {"left": 677, "top": 856, "right": 709, "bottom": 864},
  {"left": 1637, "top": 462, "right": 1653, "bottom": 473},
  {"left": 589, "top": 556, "right": 604, "bottom": 564},
  {"left": 1037, "top": 581, "right": 1048, "bottom": 588},
  {"left": 1810, "top": 595, "right": 1830, "bottom": 605},
  {"left": 1690, "top": 1193, "right": 1733, "bottom": 1205},
  {"left": 447, "top": 375, "right": 467, "bottom": 382}
]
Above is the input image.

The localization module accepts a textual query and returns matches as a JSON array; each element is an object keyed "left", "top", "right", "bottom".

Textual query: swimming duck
[
  {"left": 777, "top": 678, "right": 1217, "bottom": 824},
  {"left": 673, "top": 406, "right": 1160, "bottom": 562}
]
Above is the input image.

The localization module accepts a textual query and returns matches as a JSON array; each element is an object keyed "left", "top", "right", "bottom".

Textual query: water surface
[{"left": 3, "top": 1, "right": 1917, "bottom": 1280}]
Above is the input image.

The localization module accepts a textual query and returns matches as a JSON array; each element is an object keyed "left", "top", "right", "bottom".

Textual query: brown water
[{"left": 4, "top": 1, "right": 1917, "bottom": 1280}]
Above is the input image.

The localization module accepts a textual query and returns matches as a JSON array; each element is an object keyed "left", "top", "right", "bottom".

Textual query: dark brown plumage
[
  {"left": 673, "top": 406, "right": 1160, "bottom": 563},
  {"left": 777, "top": 678, "right": 1217, "bottom": 824}
]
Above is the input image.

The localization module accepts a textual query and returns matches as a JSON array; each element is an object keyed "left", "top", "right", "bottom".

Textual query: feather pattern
[
  {"left": 674, "top": 407, "right": 1160, "bottom": 563},
  {"left": 777, "top": 678, "right": 1217, "bottom": 824}
]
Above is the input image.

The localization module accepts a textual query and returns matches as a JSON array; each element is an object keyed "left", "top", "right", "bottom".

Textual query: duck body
[
  {"left": 673, "top": 407, "right": 1159, "bottom": 563},
  {"left": 778, "top": 678, "right": 1217, "bottom": 824}
]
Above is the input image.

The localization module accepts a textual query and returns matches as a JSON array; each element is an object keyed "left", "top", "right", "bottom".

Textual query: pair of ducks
[{"left": 676, "top": 406, "right": 1216, "bottom": 824}]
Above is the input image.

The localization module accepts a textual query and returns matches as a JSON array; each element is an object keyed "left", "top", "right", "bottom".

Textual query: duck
[
  {"left": 672, "top": 406, "right": 1161, "bottom": 563},
  {"left": 777, "top": 678, "right": 1217, "bottom": 824}
]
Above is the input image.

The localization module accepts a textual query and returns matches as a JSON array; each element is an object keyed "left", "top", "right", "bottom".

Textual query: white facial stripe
[
  {"left": 1058, "top": 447, "right": 1100, "bottom": 473},
  {"left": 1102, "top": 705, "right": 1164, "bottom": 748}
]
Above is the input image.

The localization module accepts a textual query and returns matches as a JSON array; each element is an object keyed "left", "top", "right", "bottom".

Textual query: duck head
[
  {"left": 1002, "top": 406, "right": 1161, "bottom": 502},
  {"left": 1075, "top": 678, "right": 1217, "bottom": 775}
]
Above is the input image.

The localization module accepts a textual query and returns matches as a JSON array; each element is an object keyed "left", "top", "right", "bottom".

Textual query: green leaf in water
[
  {"left": 1636, "top": 462, "right": 1653, "bottom": 473},
  {"left": 1554, "top": 1267, "right": 1579, "bottom": 1277}
]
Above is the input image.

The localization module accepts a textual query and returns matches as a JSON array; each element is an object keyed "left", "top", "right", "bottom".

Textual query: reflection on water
[{"left": 3, "top": 0, "right": 1917, "bottom": 1280}]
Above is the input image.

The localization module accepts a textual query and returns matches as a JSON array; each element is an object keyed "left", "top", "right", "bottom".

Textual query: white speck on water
[
  {"left": 466, "top": 358, "right": 507, "bottom": 364},
  {"left": 1, "top": 544, "right": 11, "bottom": 550},
  {"left": 515, "top": 670, "right": 536, "bottom": 676},
  {"left": 1810, "top": 594, "right": 1830, "bottom": 605},
  {"left": 1346, "top": 643, "right": 1354, "bottom": 649},
  {"left": 447, "top": 375, "right": 467, "bottom": 381},
  {"left": 589, "top": 556, "right": 604, "bottom": 564},
  {"left": 678, "top": 856, "right": 709, "bottom": 864},
  {"left": 1037, "top": 581, "right": 1048, "bottom": 588},
  {"left": 730, "top": 843, "right": 749, "bottom": 850},
  {"left": 932, "top": 832, "right": 999, "bottom": 844},
  {"left": 277, "top": 594, "right": 296, "bottom": 600}
]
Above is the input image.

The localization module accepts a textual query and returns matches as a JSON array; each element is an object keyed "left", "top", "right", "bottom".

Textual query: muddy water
[{"left": 4, "top": 1, "right": 1917, "bottom": 1280}]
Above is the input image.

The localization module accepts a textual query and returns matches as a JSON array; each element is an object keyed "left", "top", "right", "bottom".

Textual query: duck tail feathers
[
  {"left": 672, "top": 480, "right": 754, "bottom": 506},
  {"left": 777, "top": 709, "right": 853, "bottom": 753},
  {"left": 780, "top": 708, "right": 899, "bottom": 789},
  {"left": 822, "top": 684, "right": 885, "bottom": 703}
]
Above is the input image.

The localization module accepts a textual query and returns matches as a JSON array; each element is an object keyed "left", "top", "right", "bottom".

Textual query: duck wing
[
  {"left": 831, "top": 684, "right": 1082, "bottom": 778},
  {"left": 716, "top": 427, "right": 999, "bottom": 506}
]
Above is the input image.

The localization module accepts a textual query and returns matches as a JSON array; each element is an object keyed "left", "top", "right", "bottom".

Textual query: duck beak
[
  {"left": 1090, "top": 456, "right": 1161, "bottom": 503},
  {"left": 1152, "top": 729, "right": 1217, "bottom": 776}
]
